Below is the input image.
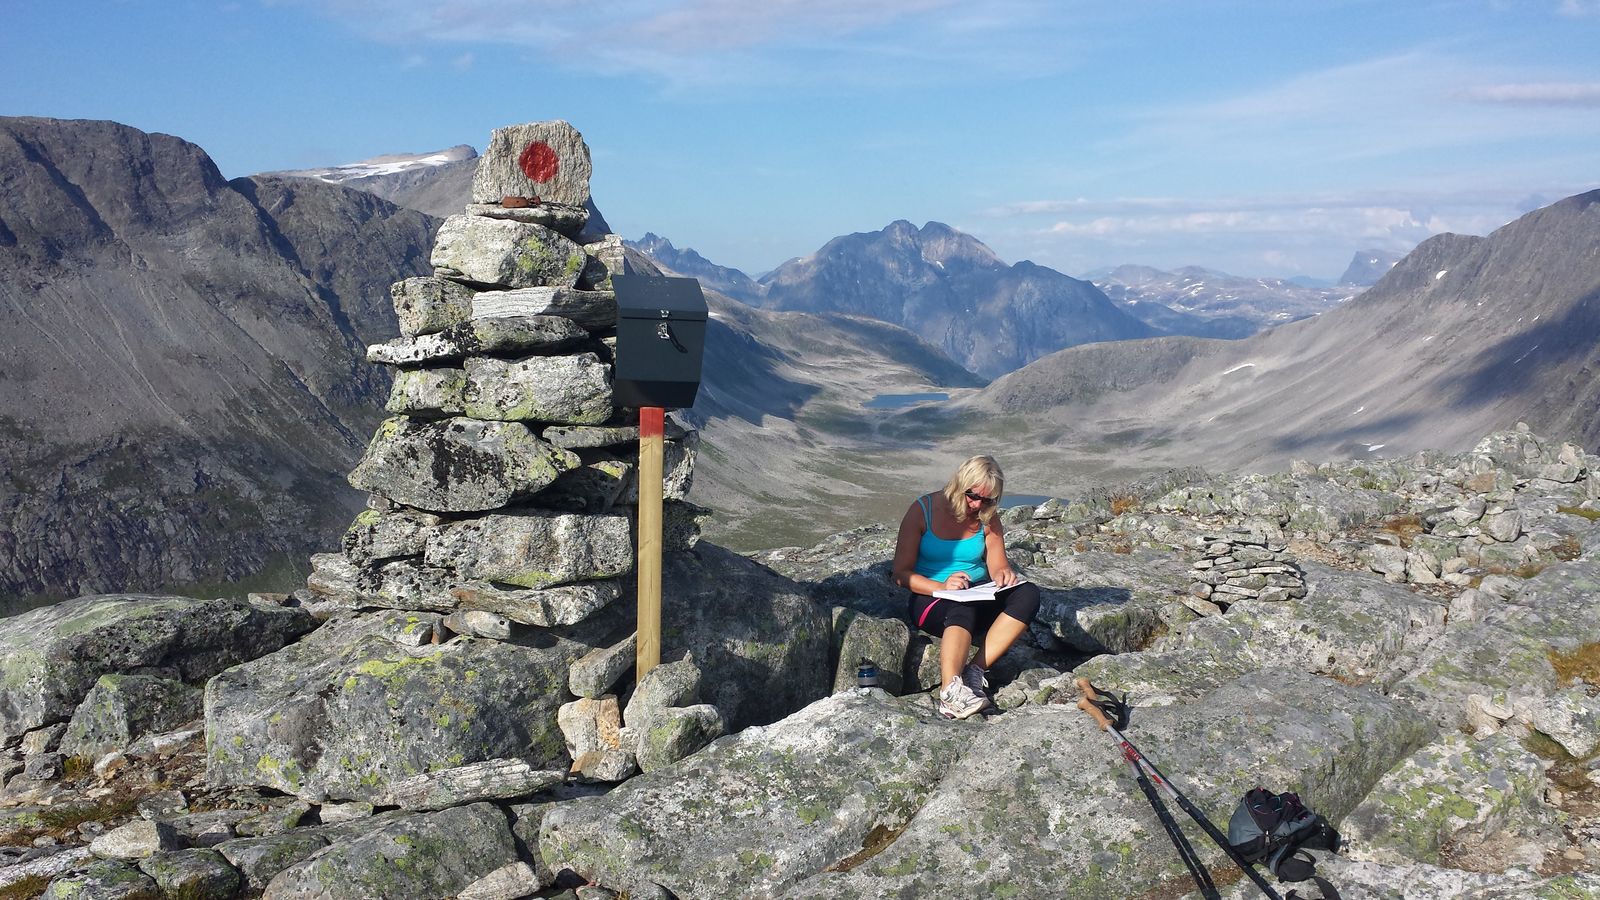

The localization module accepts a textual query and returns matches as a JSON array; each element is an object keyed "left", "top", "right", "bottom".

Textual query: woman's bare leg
[
  {"left": 940, "top": 625, "right": 973, "bottom": 687},
  {"left": 979, "top": 613, "right": 1028, "bottom": 669}
]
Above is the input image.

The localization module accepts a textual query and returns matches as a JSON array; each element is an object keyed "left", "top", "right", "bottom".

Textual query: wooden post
[{"left": 636, "top": 406, "right": 665, "bottom": 683}]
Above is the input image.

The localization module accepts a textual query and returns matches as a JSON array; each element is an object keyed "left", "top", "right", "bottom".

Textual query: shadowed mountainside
[{"left": 0, "top": 116, "right": 434, "bottom": 609}]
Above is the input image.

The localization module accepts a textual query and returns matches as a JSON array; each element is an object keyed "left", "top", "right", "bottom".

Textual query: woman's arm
[
  {"left": 985, "top": 518, "right": 1019, "bottom": 587},
  {"left": 891, "top": 501, "right": 971, "bottom": 594}
]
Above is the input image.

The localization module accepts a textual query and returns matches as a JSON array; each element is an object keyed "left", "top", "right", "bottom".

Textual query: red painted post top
[{"left": 640, "top": 406, "right": 665, "bottom": 439}]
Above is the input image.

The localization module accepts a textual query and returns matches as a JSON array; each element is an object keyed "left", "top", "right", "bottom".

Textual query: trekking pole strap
[{"left": 1077, "top": 690, "right": 1115, "bottom": 731}]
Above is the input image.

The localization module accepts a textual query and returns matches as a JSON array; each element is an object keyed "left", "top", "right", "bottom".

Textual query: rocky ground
[{"left": 3, "top": 425, "right": 1600, "bottom": 898}]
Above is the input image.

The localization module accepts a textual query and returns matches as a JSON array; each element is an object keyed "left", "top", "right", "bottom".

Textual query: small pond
[{"left": 864, "top": 392, "right": 949, "bottom": 409}]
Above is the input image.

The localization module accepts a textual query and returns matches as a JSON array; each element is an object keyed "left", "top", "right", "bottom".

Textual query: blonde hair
[{"left": 943, "top": 455, "right": 1004, "bottom": 524}]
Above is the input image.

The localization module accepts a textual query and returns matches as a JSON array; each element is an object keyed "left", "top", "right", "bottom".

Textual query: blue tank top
[{"left": 913, "top": 493, "right": 988, "bottom": 583}]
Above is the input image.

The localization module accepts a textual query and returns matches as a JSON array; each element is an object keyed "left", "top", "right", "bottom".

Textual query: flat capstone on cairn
[{"left": 263, "top": 120, "right": 708, "bottom": 785}]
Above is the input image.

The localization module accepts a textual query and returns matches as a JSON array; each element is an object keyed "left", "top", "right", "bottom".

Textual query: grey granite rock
[
  {"left": 533, "top": 456, "right": 633, "bottom": 514},
  {"left": 136, "top": 848, "right": 241, "bottom": 900},
  {"left": 568, "top": 632, "right": 636, "bottom": 698},
  {"left": 60, "top": 674, "right": 203, "bottom": 761},
  {"left": 424, "top": 511, "right": 632, "bottom": 591},
  {"left": 458, "top": 861, "right": 548, "bottom": 900},
  {"left": 388, "top": 758, "right": 565, "bottom": 811},
  {"left": 830, "top": 608, "right": 909, "bottom": 695},
  {"left": 1340, "top": 731, "right": 1556, "bottom": 870},
  {"left": 462, "top": 352, "right": 614, "bottom": 424},
  {"left": 0, "top": 595, "right": 313, "bottom": 742},
  {"left": 634, "top": 704, "right": 724, "bottom": 773},
  {"left": 471, "top": 286, "right": 617, "bottom": 331},
  {"left": 442, "top": 610, "right": 513, "bottom": 640},
  {"left": 215, "top": 832, "right": 329, "bottom": 891},
  {"left": 340, "top": 508, "right": 442, "bottom": 566},
  {"left": 41, "top": 858, "right": 160, "bottom": 899},
  {"left": 391, "top": 276, "right": 474, "bottom": 337},
  {"left": 346, "top": 416, "right": 578, "bottom": 513},
  {"left": 464, "top": 202, "right": 588, "bottom": 233},
  {"left": 263, "top": 802, "right": 518, "bottom": 900},
  {"left": 452, "top": 579, "right": 623, "bottom": 628},
  {"left": 206, "top": 611, "right": 585, "bottom": 802},
  {"left": 369, "top": 315, "right": 590, "bottom": 366},
  {"left": 432, "top": 215, "right": 587, "bottom": 289},
  {"left": 645, "top": 545, "right": 834, "bottom": 731},
  {"left": 384, "top": 366, "right": 467, "bottom": 416},
  {"left": 90, "top": 820, "right": 181, "bottom": 860}
]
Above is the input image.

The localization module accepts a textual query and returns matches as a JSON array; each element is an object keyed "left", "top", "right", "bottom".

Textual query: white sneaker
[
  {"left": 962, "top": 662, "right": 990, "bottom": 703},
  {"left": 937, "top": 676, "right": 988, "bottom": 720}
]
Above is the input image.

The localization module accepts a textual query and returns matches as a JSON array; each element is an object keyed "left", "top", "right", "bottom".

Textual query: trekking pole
[{"left": 1076, "top": 678, "right": 1284, "bottom": 900}]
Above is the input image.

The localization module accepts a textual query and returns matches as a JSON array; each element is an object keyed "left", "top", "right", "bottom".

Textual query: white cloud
[
  {"left": 292, "top": 0, "right": 1075, "bottom": 89},
  {"left": 1462, "top": 82, "right": 1600, "bottom": 105}
]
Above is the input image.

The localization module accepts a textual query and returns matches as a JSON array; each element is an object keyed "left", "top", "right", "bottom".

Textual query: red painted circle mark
[{"left": 518, "top": 141, "right": 559, "bottom": 183}]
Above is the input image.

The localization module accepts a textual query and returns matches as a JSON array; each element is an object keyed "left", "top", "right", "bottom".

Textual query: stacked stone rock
[
  {"left": 293, "top": 120, "right": 703, "bottom": 782},
  {"left": 1185, "top": 529, "right": 1307, "bottom": 616},
  {"left": 301, "top": 120, "right": 696, "bottom": 624}
]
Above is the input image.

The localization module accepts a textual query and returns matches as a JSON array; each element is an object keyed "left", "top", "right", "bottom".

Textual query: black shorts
[{"left": 906, "top": 581, "right": 1041, "bottom": 637}]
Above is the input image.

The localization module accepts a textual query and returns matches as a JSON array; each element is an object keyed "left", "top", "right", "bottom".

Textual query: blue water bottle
[{"left": 856, "top": 659, "right": 879, "bottom": 695}]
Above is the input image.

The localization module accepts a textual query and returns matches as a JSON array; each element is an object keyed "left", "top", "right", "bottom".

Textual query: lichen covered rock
[
  {"left": 431, "top": 215, "right": 587, "bottom": 290},
  {"left": 262, "top": 803, "right": 518, "bottom": 900},
  {"left": 60, "top": 673, "right": 203, "bottom": 760},
  {"left": 0, "top": 595, "right": 314, "bottom": 741},
  {"left": 205, "top": 611, "right": 584, "bottom": 802},
  {"left": 1340, "top": 731, "right": 1557, "bottom": 871},
  {"left": 346, "top": 416, "right": 578, "bottom": 513}
]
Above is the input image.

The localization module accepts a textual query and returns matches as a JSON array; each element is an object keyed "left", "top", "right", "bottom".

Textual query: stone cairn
[
  {"left": 1183, "top": 526, "right": 1307, "bottom": 616},
  {"left": 298, "top": 120, "right": 703, "bottom": 780}
]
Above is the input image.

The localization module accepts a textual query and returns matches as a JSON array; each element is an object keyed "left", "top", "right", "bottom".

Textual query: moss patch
[{"left": 1557, "top": 506, "right": 1600, "bottom": 522}]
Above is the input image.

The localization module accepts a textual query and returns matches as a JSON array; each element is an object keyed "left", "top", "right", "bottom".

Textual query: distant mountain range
[
  {"left": 0, "top": 117, "right": 435, "bottom": 609},
  {"left": 1086, "top": 264, "right": 1358, "bottom": 338},
  {"left": 963, "top": 190, "right": 1600, "bottom": 470},
  {"left": 265, "top": 145, "right": 480, "bottom": 219},
  {"left": 629, "top": 233, "right": 764, "bottom": 303}
]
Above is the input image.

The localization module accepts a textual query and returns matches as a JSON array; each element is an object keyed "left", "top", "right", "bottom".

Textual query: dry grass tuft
[
  {"left": 1552, "top": 535, "right": 1583, "bottom": 562},
  {"left": 1380, "top": 513, "right": 1425, "bottom": 548},
  {"left": 1548, "top": 643, "right": 1600, "bottom": 687},
  {"left": 0, "top": 875, "right": 53, "bottom": 900}
]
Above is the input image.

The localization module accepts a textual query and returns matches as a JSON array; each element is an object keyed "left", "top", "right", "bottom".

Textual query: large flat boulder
[
  {"left": 0, "top": 595, "right": 314, "bottom": 741},
  {"left": 543, "top": 669, "right": 1430, "bottom": 899},
  {"left": 263, "top": 803, "right": 518, "bottom": 900},
  {"left": 205, "top": 611, "right": 588, "bottom": 802}
]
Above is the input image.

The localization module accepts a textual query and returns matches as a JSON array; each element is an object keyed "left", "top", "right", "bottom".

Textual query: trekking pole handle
[{"left": 1075, "top": 678, "right": 1113, "bottom": 731}]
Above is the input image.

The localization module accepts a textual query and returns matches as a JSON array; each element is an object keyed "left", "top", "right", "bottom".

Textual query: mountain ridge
[{"left": 0, "top": 116, "right": 434, "bottom": 608}]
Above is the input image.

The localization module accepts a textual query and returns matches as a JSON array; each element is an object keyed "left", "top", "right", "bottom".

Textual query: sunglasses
[{"left": 964, "top": 489, "right": 996, "bottom": 506}]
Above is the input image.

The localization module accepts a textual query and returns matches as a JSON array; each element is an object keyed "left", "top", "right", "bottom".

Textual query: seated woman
[{"left": 891, "top": 455, "right": 1041, "bottom": 719}]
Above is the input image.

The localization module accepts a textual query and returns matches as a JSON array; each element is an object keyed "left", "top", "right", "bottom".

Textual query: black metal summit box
[{"left": 613, "top": 275, "right": 708, "bottom": 409}]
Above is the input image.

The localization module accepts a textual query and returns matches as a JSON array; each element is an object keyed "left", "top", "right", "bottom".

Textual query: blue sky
[{"left": 5, "top": 1, "right": 1599, "bottom": 280}]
